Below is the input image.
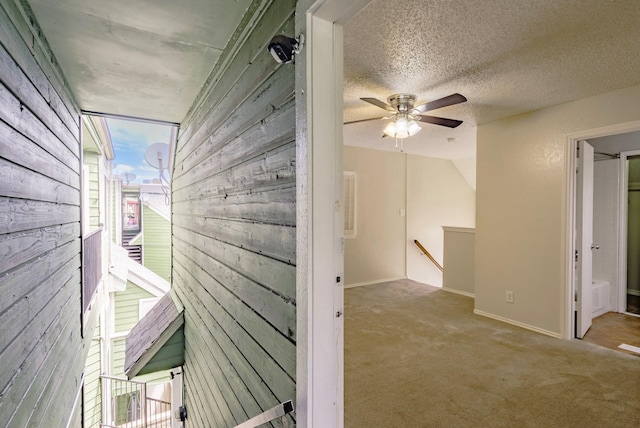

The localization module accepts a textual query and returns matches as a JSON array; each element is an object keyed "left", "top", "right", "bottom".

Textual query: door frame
[
  {"left": 618, "top": 149, "right": 640, "bottom": 315},
  {"left": 564, "top": 120, "right": 640, "bottom": 339},
  {"left": 296, "top": 0, "right": 373, "bottom": 426}
]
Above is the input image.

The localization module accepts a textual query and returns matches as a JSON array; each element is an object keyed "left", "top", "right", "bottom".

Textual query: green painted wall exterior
[
  {"left": 142, "top": 205, "right": 171, "bottom": 281},
  {"left": 172, "top": 1, "right": 296, "bottom": 425},
  {"left": 84, "top": 152, "right": 101, "bottom": 231},
  {"left": 114, "top": 281, "right": 154, "bottom": 333}
]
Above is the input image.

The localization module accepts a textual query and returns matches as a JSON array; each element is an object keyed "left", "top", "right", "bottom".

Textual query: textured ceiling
[
  {"left": 26, "top": 0, "right": 252, "bottom": 123},
  {"left": 344, "top": 0, "right": 640, "bottom": 159}
]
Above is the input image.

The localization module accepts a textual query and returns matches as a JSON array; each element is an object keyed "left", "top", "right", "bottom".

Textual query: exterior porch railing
[
  {"left": 101, "top": 376, "right": 171, "bottom": 428},
  {"left": 83, "top": 226, "right": 103, "bottom": 313}
]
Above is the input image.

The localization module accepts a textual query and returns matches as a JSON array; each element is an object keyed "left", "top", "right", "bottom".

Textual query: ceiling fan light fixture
[
  {"left": 407, "top": 120, "right": 421, "bottom": 136},
  {"left": 383, "top": 117, "right": 421, "bottom": 139}
]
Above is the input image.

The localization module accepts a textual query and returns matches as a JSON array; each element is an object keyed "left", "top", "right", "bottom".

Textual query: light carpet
[{"left": 345, "top": 279, "right": 640, "bottom": 427}]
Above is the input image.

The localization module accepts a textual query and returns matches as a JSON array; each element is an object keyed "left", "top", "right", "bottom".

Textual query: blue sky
[{"left": 107, "top": 118, "right": 174, "bottom": 184}]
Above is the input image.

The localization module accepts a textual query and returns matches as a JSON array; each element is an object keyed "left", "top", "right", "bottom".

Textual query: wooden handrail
[{"left": 414, "top": 239, "right": 443, "bottom": 272}]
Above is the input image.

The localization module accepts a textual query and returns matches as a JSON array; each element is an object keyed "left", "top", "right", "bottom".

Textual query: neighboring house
[{"left": 79, "top": 116, "right": 177, "bottom": 427}]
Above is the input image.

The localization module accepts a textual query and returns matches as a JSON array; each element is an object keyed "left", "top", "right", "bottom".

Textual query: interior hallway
[{"left": 344, "top": 279, "right": 640, "bottom": 427}]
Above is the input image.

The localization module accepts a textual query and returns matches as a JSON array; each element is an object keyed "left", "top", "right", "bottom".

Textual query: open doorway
[
  {"left": 588, "top": 131, "right": 640, "bottom": 317},
  {"left": 570, "top": 127, "right": 640, "bottom": 355}
]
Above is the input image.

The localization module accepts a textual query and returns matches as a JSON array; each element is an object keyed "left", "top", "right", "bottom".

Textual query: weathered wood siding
[
  {"left": 142, "top": 205, "right": 171, "bottom": 281},
  {"left": 172, "top": 0, "right": 297, "bottom": 425},
  {"left": 0, "top": 0, "right": 85, "bottom": 426}
]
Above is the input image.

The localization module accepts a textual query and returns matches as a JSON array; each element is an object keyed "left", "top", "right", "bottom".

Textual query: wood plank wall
[
  {"left": 172, "top": 0, "right": 297, "bottom": 425},
  {"left": 0, "top": 0, "right": 86, "bottom": 425}
]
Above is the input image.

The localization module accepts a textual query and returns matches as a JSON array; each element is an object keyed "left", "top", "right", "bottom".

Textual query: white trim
[
  {"left": 344, "top": 276, "right": 407, "bottom": 289},
  {"left": 441, "top": 287, "right": 475, "bottom": 298},
  {"left": 139, "top": 297, "right": 162, "bottom": 320},
  {"left": 441, "top": 226, "right": 475, "bottom": 234},
  {"left": 298, "top": 2, "right": 373, "bottom": 426},
  {"left": 474, "top": 309, "right": 561, "bottom": 339},
  {"left": 564, "top": 120, "right": 640, "bottom": 340}
]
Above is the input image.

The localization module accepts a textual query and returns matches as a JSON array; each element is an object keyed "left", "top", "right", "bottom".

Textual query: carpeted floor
[{"left": 344, "top": 279, "right": 640, "bottom": 427}]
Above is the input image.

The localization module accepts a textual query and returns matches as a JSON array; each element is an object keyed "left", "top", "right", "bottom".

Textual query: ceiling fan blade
[
  {"left": 417, "top": 115, "right": 463, "bottom": 128},
  {"left": 344, "top": 116, "right": 390, "bottom": 125},
  {"left": 413, "top": 93, "right": 467, "bottom": 114},
  {"left": 361, "top": 97, "right": 396, "bottom": 112}
]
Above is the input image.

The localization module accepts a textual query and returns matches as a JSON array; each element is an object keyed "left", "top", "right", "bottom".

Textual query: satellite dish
[
  {"left": 144, "top": 143, "right": 170, "bottom": 170},
  {"left": 124, "top": 173, "right": 137, "bottom": 184}
]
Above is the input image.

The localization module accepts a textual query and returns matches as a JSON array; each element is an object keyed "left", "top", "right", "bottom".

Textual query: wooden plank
[
  {"left": 0, "top": 253, "right": 80, "bottom": 353},
  {"left": 174, "top": 235, "right": 295, "bottom": 339},
  {"left": 183, "top": 358, "right": 225, "bottom": 428},
  {"left": 0, "top": 269, "right": 80, "bottom": 427},
  {"left": 0, "top": 238, "right": 78, "bottom": 314},
  {"left": 175, "top": 65, "right": 293, "bottom": 174},
  {"left": 0, "top": 40, "right": 79, "bottom": 154},
  {"left": 19, "top": 299, "right": 85, "bottom": 427},
  {"left": 0, "top": 221, "right": 79, "bottom": 273},
  {"left": 173, "top": 214, "right": 295, "bottom": 265},
  {"left": 0, "top": 0, "right": 80, "bottom": 129},
  {"left": 175, "top": 274, "right": 290, "bottom": 417},
  {"left": 173, "top": 227, "right": 295, "bottom": 301},
  {"left": 179, "top": 308, "right": 284, "bottom": 428},
  {"left": 173, "top": 100, "right": 294, "bottom": 192},
  {"left": 0, "top": 158, "right": 79, "bottom": 205},
  {"left": 173, "top": 253, "right": 296, "bottom": 388},
  {"left": 0, "top": 119, "right": 79, "bottom": 187},
  {"left": 178, "top": 1, "right": 295, "bottom": 150},
  {"left": 172, "top": 184, "right": 295, "bottom": 227},
  {"left": 173, "top": 141, "right": 295, "bottom": 206},
  {"left": 0, "top": 80, "right": 79, "bottom": 164},
  {"left": 0, "top": 197, "right": 79, "bottom": 234},
  {"left": 183, "top": 319, "right": 245, "bottom": 427}
]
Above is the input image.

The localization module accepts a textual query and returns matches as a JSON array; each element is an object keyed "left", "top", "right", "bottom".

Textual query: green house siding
[
  {"left": 114, "top": 282, "right": 154, "bottom": 333},
  {"left": 142, "top": 205, "right": 170, "bottom": 281},
  {"left": 83, "top": 323, "right": 102, "bottom": 428},
  {"left": 84, "top": 152, "right": 101, "bottom": 231},
  {"left": 112, "top": 336, "right": 172, "bottom": 384}
]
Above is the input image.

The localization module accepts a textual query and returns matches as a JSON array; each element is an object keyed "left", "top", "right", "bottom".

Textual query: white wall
[
  {"left": 343, "top": 146, "right": 407, "bottom": 285},
  {"left": 343, "top": 146, "right": 476, "bottom": 287},
  {"left": 592, "top": 159, "right": 619, "bottom": 307},
  {"left": 406, "top": 155, "right": 476, "bottom": 286},
  {"left": 476, "top": 84, "right": 640, "bottom": 336}
]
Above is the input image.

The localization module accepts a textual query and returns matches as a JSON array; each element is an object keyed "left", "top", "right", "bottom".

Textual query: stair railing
[{"left": 414, "top": 239, "right": 443, "bottom": 272}]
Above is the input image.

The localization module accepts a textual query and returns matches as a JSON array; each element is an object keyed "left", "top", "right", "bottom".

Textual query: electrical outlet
[{"left": 506, "top": 290, "right": 514, "bottom": 303}]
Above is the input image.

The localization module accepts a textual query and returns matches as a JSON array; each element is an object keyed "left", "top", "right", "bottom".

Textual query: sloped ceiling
[
  {"left": 26, "top": 0, "right": 252, "bottom": 123},
  {"left": 344, "top": 0, "right": 640, "bottom": 160}
]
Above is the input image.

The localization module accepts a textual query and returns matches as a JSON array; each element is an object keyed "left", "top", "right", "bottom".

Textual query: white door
[{"left": 576, "top": 140, "right": 594, "bottom": 338}]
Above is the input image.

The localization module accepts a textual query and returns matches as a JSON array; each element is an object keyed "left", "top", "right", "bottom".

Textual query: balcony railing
[
  {"left": 83, "top": 226, "right": 103, "bottom": 313},
  {"left": 101, "top": 376, "right": 171, "bottom": 428}
]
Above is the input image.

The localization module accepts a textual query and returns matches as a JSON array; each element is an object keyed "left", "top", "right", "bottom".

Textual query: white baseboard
[
  {"left": 627, "top": 289, "right": 640, "bottom": 297},
  {"left": 344, "top": 276, "right": 407, "bottom": 289},
  {"left": 473, "top": 309, "right": 561, "bottom": 339},
  {"left": 441, "top": 287, "right": 474, "bottom": 298}
]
